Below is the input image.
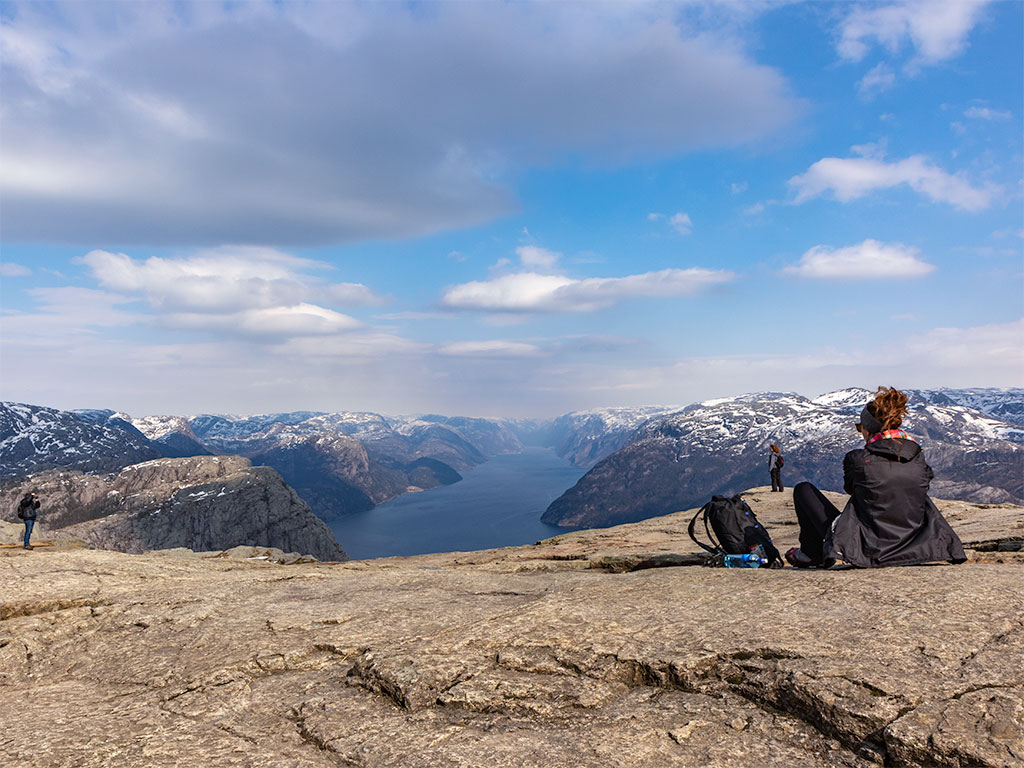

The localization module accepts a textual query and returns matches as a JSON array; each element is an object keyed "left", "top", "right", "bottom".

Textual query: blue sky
[{"left": 1, "top": 0, "right": 1021, "bottom": 417}]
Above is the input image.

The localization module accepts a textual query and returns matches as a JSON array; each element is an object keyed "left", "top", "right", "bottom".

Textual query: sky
[{"left": 0, "top": 0, "right": 1022, "bottom": 418}]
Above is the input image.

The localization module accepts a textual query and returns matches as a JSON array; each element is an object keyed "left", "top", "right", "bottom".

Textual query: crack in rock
[{"left": 0, "top": 597, "right": 111, "bottom": 621}]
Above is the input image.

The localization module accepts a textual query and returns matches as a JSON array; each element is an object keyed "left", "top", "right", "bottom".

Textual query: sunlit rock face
[{"left": 0, "top": 455, "right": 345, "bottom": 561}]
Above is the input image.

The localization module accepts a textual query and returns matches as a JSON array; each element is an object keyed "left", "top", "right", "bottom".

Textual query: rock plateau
[{"left": 1, "top": 489, "right": 1021, "bottom": 767}]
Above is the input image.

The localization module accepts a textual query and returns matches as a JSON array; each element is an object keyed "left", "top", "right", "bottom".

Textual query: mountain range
[
  {"left": 2, "top": 387, "right": 1021, "bottom": 536},
  {"left": 542, "top": 388, "right": 1024, "bottom": 528}
]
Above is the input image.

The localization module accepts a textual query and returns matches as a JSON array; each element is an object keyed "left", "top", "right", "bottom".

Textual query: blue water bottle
[{"left": 723, "top": 553, "right": 766, "bottom": 569}]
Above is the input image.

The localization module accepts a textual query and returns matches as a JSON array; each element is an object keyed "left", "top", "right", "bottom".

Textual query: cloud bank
[
  {"left": 76, "top": 247, "right": 379, "bottom": 338},
  {"left": 0, "top": 1, "right": 800, "bottom": 246}
]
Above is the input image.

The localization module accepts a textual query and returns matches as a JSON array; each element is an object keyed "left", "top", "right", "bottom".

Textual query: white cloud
[
  {"left": 851, "top": 139, "right": 888, "bottom": 160},
  {"left": 789, "top": 154, "right": 993, "bottom": 210},
  {"left": 743, "top": 202, "right": 766, "bottom": 216},
  {"left": 670, "top": 212, "right": 693, "bottom": 235},
  {"left": 516, "top": 246, "right": 561, "bottom": 272},
  {"left": 80, "top": 247, "right": 383, "bottom": 314},
  {"left": 964, "top": 106, "right": 1012, "bottom": 120},
  {"left": 0, "top": 1, "right": 800, "bottom": 246},
  {"left": 0, "top": 263, "right": 32, "bottom": 277},
  {"left": 647, "top": 212, "right": 665, "bottom": 222},
  {"left": 785, "top": 240, "right": 935, "bottom": 280},
  {"left": 838, "top": 0, "right": 991, "bottom": 66},
  {"left": 439, "top": 340, "right": 542, "bottom": 358},
  {"left": 731, "top": 181, "right": 748, "bottom": 195},
  {"left": 442, "top": 267, "right": 734, "bottom": 313},
  {"left": 165, "top": 304, "right": 361, "bottom": 338},
  {"left": 327, "top": 283, "right": 387, "bottom": 306},
  {"left": 857, "top": 63, "right": 897, "bottom": 98}
]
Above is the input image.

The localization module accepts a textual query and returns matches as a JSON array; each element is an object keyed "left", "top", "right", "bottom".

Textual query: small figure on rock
[
  {"left": 768, "top": 444, "right": 784, "bottom": 492},
  {"left": 16, "top": 491, "right": 40, "bottom": 550},
  {"left": 786, "top": 387, "right": 965, "bottom": 569}
]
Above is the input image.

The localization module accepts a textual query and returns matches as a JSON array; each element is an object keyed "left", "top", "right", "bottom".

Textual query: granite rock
[
  {"left": 1, "top": 456, "right": 345, "bottom": 561},
  {"left": 0, "top": 490, "right": 1021, "bottom": 766}
]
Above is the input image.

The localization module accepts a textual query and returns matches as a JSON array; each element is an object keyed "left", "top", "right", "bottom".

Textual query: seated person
[{"left": 787, "top": 386, "right": 966, "bottom": 568}]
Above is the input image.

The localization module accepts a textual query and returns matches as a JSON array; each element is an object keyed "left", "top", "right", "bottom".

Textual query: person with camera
[
  {"left": 17, "top": 492, "right": 40, "bottom": 550},
  {"left": 786, "top": 387, "right": 965, "bottom": 569}
]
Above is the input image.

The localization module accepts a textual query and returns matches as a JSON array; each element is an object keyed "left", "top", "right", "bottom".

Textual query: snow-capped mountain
[
  {"left": 123, "top": 414, "right": 212, "bottom": 458},
  {"left": 542, "top": 389, "right": 1024, "bottom": 529},
  {"left": 541, "top": 406, "right": 686, "bottom": 467},
  {"left": 0, "top": 402, "right": 160, "bottom": 481},
  {"left": 133, "top": 409, "right": 523, "bottom": 520},
  {"left": 907, "top": 388, "right": 1024, "bottom": 428}
]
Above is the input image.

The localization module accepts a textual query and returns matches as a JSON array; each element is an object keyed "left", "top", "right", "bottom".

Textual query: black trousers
[
  {"left": 770, "top": 468, "right": 783, "bottom": 492},
  {"left": 793, "top": 482, "right": 841, "bottom": 564}
]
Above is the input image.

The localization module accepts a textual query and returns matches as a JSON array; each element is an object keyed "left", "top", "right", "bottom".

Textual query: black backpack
[{"left": 688, "top": 494, "right": 783, "bottom": 568}]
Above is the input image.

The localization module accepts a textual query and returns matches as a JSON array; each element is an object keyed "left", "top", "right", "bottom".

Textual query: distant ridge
[{"left": 542, "top": 388, "right": 1024, "bottom": 528}]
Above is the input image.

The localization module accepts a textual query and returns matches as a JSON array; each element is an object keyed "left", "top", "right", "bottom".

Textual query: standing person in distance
[
  {"left": 786, "top": 386, "right": 965, "bottom": 569},
  {"left": 17, "top": 492, "right": 40, "bottom": 550},
  {"left": 768, "top": 444, "right": 784, "bottom": 492}
]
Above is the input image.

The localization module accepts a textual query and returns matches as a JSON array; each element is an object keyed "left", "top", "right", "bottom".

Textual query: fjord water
[{"left": 327, "top": 447, "right": 587, "bottom": 560}]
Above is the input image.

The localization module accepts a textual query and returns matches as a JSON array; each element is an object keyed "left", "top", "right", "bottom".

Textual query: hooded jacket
[
  {"left": 17, "top": 496, "right": 39, "bottom": 521},
  {"left": 825, "top": 437, "right": 965, "bottom": 568}
]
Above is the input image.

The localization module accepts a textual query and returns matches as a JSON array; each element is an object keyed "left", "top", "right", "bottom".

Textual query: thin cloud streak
[{"left": 441, "top": 268, "right": 735, "bottom": 313}]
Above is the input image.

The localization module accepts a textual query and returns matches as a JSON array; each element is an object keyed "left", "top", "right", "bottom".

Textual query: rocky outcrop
[
  {"left": 0, "top": 456, "right": 345, "bottom": 561},
  {"left": 543, "top": 391, "right": 1024, "bottom": 528},
  {"left": 0, "top": 491, "right": 1020, "bottom": 767},
  {"left": 250, "top": 433, "right": 409, "bottom": 519}
]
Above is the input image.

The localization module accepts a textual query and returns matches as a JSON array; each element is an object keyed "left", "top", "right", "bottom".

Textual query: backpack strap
[{"left": 688, "top": 501, "right": 720, "bottom": 555}]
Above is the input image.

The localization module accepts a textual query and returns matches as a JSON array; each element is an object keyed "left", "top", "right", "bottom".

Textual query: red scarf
[{"left": 867, "top": 429, "right": 915, "bottom": 445}]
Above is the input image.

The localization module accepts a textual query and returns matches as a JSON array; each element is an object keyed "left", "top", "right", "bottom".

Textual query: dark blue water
[{"left": 328, "top": 447, "right": 586, "bottom": 560}]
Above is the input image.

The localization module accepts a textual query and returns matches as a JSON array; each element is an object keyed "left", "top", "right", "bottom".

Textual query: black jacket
[
  {"left": 825, "top": 438, "right": 965, "bottom": 568},
  {"left": 18, "top": 497, "right": 39, "bottom": 521}
]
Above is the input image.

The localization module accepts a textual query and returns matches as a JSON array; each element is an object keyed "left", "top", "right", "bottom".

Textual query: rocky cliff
[
  {"left": 176, "top": 410, "right": 519, "bottom": 519},
  {"left": 543, "top": 390, "right": 1024, "bottom": 528},
  {"left": 0, "top": 456, "right": 345, "bottom": 561},
  {"left": 0, "top": 490, "right": 1021, "bottom": 767}
]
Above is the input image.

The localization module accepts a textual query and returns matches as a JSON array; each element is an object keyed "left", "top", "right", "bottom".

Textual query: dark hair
[{"left": 866, "top": 386, "right": 908, "bottom": 431}]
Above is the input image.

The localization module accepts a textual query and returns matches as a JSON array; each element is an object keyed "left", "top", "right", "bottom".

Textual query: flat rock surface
[{"left": 1, "top": 490, "right": 1022, "bottom": 767}]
